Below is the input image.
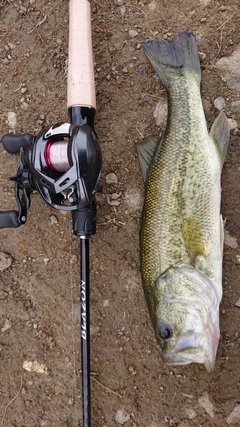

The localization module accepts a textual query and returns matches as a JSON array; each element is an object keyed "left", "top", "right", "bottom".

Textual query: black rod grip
[
  {"left": 0, "top": 211, "right": 21, "bottom": 228},
  {"left": 2, "top": 134, "right": 34, "bottom": 154}
]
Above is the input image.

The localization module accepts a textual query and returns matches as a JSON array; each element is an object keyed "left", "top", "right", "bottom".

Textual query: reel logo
[{"left": 81, "top": 280, "right": 87, "bottom": 340}]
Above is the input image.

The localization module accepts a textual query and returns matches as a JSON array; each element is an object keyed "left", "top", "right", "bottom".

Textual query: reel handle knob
[
  {"left": 0, "top": 210, "right": 22, "bottom": 228},
  {"left": 2, "top": 133, "right": 34, "bottom": 154}
]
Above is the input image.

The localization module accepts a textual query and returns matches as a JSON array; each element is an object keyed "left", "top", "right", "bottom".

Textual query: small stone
[
  {"left": 224, "top": 231, "right": 238, "bottom": 248},
  {"left": 21, "top": 87, "right": 27, "bottom": 94},
  {"left": 231, "top": 100, "right": 240, "bottom": 115},
  {"left": 227, "top": 118, "right": 238, "bottom": 131},
  {"left": 234, "top": 298, "right": 240, "bottom": 308},
  {"left": 23, "top": 360, "right": 47, "bottom": 374},
  {"left": 50, "top": 214, "right": 58, "bottom": 225},
  {"left": 7, "top": 112, "right": 17, "bottom": 129},
  {"left": 43, "top": 258, "right": 50, "bottom": 263},
  {"left": 129, "top": 29, "right": 138, "bottom": 38},
  {"left": 185, "top": 407, "right": 197, "bottom": 420},
  {"left": 115, "top": 409, "right": 130, "bottom": 425},
  {"left": 103, "top": 299, "right": 109, "bottom": 307},
  {"left": 200, "top": 17, "right": 207, "bottom": 22},
  {"left": 214, "top": 96, "right": 225, "bottom": 111},
  {"left": 111, "top": 193, "right": 121, "bottom": 200},
  {"left": 1, "top": 319, "right": 12, "bottom": 332},
  {"left": 148, "top": 1, "right": 156, "bottom": 11},
  {"left": 198, "top": 51, "right": 206, "bottom": 61},
  {"left": 219, "top": 5, "right": 227, "bottom": 11},
  {"left": 105, "top": 172, "right": 118, "bottom": 184},
  {"left": 215, "top": 47, "right": 240, "bottom": 91},
  {"left": 154, "top": 102, "right": 168, "bottom": 127},
  {"left": 21, "top": 102, "right": 28, "bottom": 110},
  {"left": 0, "top": 252, "right": 12, "bottom": 271},
  {"left": 226, "top": 405, "right": 240, "bottom": 424},
  {"left": 120, "top": 5, "right": 126, "bottom": 14},
  {"left": 123, "top": 67, "right": 128, "bottom": 73},
  {"left": 40, "top": 420, "right": 53, "bottom": 427},
  {"left": 2, "top": 58, "right": 10, "bottom": 65},
  {"left": 198, "top": 392, "right": 215, "bottom": 418},
  {"left": 8, "top": 42, "right": 15, "bottom": 49},
  {"left": 138, "top": 64, "right": 147, "bottom": 75}
]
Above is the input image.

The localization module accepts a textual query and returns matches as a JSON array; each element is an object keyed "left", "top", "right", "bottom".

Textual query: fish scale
[{"left": 136, "top": 32, "right": 229, "bottom": 371}]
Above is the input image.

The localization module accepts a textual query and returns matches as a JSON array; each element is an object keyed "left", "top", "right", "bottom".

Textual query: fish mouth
[{"left": 162, "top": 332, "right": 215, "bottom": 372}]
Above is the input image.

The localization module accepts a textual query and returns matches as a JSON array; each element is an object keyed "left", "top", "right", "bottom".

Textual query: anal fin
[{"left": 135, "top": 136, "right": 163, "bottom": 183}]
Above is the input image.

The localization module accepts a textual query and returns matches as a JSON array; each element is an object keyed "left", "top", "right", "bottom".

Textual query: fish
[{"left": 136, "top": 32, "right": 229, "bottom": 372}]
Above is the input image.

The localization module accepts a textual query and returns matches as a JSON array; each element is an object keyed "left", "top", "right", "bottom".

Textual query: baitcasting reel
[{"left": 0, "top": 121, "right": 102, "bottom": 236}]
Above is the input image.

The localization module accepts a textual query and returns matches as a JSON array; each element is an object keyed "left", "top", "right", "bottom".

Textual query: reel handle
[
  {"left": 2, "top": 133, "right": 34, "bottom": 154},
  {"left": 0, "top": 210, "right": 22, "bottom": 228}
]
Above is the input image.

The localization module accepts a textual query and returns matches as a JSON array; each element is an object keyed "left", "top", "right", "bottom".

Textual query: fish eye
[{"left": 157, "top": 322, "right": 173, "bottom": 340}]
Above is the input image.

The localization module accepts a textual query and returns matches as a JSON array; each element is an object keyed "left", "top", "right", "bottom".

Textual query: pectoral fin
[
  {"left": 182, "top": 216, "right": 206, "bottom": 264},
  {"left": 135, "top": 136, "right": 163, "bottom": 183},
  {"left": 210, "top": 111, "right": 230, "bottom": 166}
]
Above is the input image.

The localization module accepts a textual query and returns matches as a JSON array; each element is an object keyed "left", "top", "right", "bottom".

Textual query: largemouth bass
[{"left": 136, "top": 32, "right": 229, "bottom": 372}]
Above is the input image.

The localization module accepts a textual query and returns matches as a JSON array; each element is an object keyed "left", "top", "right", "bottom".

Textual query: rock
[
  {"left": 234, "top": 298, "right": 240, "bottom": 308},
  {"left": 227, "top": 118, "right": 238, "bottom": 131},
  {"left": 214, "top": 96, "right": 225, "bottom": 111},
  {"left": 154, "top": 102, "right": 168, "bottom": 127},
  {"left": 1, "top": 319, "right": 12, "bottom": 332},
  {"left": 129, "top": 29, "right": 138, "bottom": 38},
  {"left": 7, "top": 111, "right": 17, "bottom": 129},
  {"left": 198, "top": 392, "right": 214, "bottom": 418},
  {"left": 184, "top": 407, "right": 197, "bottom": 419},
  {"left": 231, "top": 100, "right": 240, "bottom": 115},
  {"left": 215, "top": 47, "right": 240, "bottom": 92},
  {"left": 115, "top": 409, "right": 130, "bottom": 424},
  {"left": 120, "top": 6, "right": 126, "bottom": 15},
  {"left": 50, "top": 214, "right": 58, "bottom": 225},
  {"left": 224, "top": 231, "right": 238, "bottom": 248},
  {"left": 23, "top": 360, "right": 48, "bottom": 374},
  {"left": 0, "top": 252, "right": 12, "bottom": 271},
  {"left": 105, "top": 173, "right": 118, "bottom": 184},
  {"left": 148, "top": 1, "right": 157, "bottom": 11},
  {"left": 226, "top": 405, "right": 240, "bottom": 424},
  {"left": 103, "top": 299, "right": 109, "bottom": 307}
]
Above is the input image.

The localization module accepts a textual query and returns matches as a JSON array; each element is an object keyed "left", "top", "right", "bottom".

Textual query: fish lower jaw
[{"left": 162, "top": 348, "right": 214, "bottom": 373}]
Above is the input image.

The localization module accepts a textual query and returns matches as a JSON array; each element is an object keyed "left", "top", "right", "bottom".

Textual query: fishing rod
[{"left": 0, "top": 0, "right": 101, "bottom": 425}]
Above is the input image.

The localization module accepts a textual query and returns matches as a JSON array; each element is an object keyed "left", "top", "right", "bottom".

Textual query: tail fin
[{"left": 143, "top": 32, "right": 201, "bottom": 88}]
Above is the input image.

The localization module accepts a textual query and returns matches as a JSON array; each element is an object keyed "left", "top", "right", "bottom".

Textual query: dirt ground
[{"left": 0, "top": 0, "right": 240, "bottom": 426}]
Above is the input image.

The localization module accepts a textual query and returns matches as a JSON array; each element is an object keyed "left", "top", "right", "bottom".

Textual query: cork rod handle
[{"left": 67, "top": 0, "right": 96, "bottom": 110}]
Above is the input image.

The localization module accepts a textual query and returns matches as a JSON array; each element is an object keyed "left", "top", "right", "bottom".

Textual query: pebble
[
  {"left": 120, "top": 5, "right": 126, "bottom": 15},
  {"left": 23, "top": 360, "right": 48, "bottom": 374},
  {"left": 148, "top": 1, "right": 157, "bottom": 11},
  {"left": 154, "top": 101, "right": 168, "bottom": 127},
  {"left": 115, "top": 409, "right": 130, "bottom": 425},
  {"left": 234, "top": 298, "right": 240, "bottom": 308},
  {"left": 105, "top": 172, "right": 118, "bottom": 184},
  {"left": 215, "top": 47, "right": 240, "bottom": 91},
  {"left": 40, "top": 420, "right": 53, "bottom": 427},
  {"left": 231, "top": 100, "right": 240, "bottom": 115},
  {"left": 198, "top": 392, "right": 214, "bottom": 418},
  {"left": 50, "top": 214, "right": 59, "bottom": 225},
  {"left": 0, "top": 252, "right": 12, "bottom": 271},
  {"left": 129, "top": 29, "right": 138, "bottom": 38},
  {"left": 226, "top": 405, "right": 240, "bottom": 424},
  {"left": 227, "top": 118, "right": 238, "bottom": 131},
  {"left": 103, "top": 299, "right": 109, "bottom": 307},
  {"left": 7, "top": 111, "right": 17, "bottom": 129},
  {"left": 184, "top": 407, "right": 197, "bottom": 419},
  {"left": 214, "top": 96, "right": 225, "bottom": 111},
  {"left": 1, "top": 319, "right": 12, "bottom": 332},
  {"left": 224, "top": 231, "right": 238, "bottom": 248},
  {"left": 2, "top": 58, "right": 10, "bottom": 65}
]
